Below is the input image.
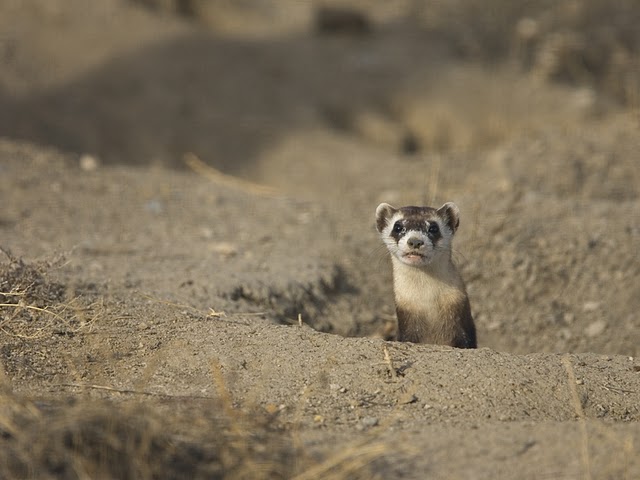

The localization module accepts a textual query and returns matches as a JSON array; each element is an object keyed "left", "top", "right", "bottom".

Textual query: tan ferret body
[{"left": 376, "top": 202, "right": 476, "bottom": 348}]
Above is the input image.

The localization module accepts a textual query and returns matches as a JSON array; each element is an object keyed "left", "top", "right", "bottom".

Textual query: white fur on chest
[{"left": 391, "top": 256, "right": 464, "bottom": 319}]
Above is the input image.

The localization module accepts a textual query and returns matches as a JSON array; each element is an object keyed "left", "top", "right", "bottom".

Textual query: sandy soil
[{"left": 1, "top": 1, "right": 639, "bottom": 478}]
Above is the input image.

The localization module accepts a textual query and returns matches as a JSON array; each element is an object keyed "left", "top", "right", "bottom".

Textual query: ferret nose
[{"left": 407, "top": 237, "right": 424, "bottom": 249}]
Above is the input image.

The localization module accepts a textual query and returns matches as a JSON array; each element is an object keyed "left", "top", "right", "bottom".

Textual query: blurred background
[{"left": 0, "top": 0, "right": 638, "bottom": 174}]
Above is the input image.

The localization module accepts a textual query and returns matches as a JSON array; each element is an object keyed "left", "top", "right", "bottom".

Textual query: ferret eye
[
  {"left": 392, "top": 222, "right": 404, "bottom": 234},
  {"left": 428, "top": 223, "right": 440, "bottom": 234}
]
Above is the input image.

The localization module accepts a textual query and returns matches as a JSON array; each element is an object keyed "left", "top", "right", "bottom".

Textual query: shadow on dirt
[{"left": 0, "top": 23, "right": 447, "bottom": 174}]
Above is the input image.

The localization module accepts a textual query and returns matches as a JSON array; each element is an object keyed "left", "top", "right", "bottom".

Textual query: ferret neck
[{"left": 391, "top": 254, "right": 460, "bottom": 288}]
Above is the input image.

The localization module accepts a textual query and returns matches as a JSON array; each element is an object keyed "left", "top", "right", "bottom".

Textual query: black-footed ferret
[{"left": 376, "top": 202, "right": 476, "bottom": 348}]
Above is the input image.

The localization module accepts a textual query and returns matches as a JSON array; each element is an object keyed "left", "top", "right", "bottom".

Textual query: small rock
[
  {"left": 329, "top": 384, "right": 347, "bottom": 393},
  {"left": 398, "top": 392, "right": 417, "bottom": 405},
  {"left": 79, "top": 154, "right": 99, "bottom": 171},
  {"left": 486, "top": 319, "right": 502, "bottom": 331},
  {"left": 585, "top": 320, "right": 607, "bottom": 338},
  {"left": 210, "top": 242, "right": 238, "bottom": 258},
  {"left": 583, "top": 301, "right": 600, "bottom": 313},
  {"left": 145, "top": 199, "right": 164, "bottom": 215},
  {"left": 359, "top": 416, "right": 378, "bottom": 429}
]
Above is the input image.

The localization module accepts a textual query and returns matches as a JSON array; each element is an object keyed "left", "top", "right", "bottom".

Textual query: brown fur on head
[
  {"left": 375, "top": 202, "right": 460, "bottom": 268},
  {"left": 435, "top": 202, "right": 460, "bottom": 234}
]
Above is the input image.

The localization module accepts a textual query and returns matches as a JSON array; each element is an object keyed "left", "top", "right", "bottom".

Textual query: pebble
[
  {"left": 585, "top": 320, "right": 607, "bottom": 338},
  {"left": 486, "top": 320, "right": 502, "bottom": 331},
  {"left": 210, "top": 242, "right": 238, "bottom": 258},
  {"left": 79, "top": 153, "right": 99, "bottom": 171},
  {"left": 398, "top": 392, "right": 417, "bottom": 405},
  {"left": 145, "top": 199, "right": 164, "bottom": 214},
  {"left": 358, "top": 416, "right": 378, "bottom": 430},
  {"left": 329, "top": 384, "right": 348, "bottom": 393},
  {"left": 583, "top": 301, "right": 601, "bottom": 312}
]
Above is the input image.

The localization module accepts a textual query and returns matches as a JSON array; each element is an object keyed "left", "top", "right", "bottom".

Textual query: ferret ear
[
  {"left": 437, "top": 202, "right": 460, "bottom": 233},
  {"left": 375, "top": 203, "right": 397, "bottom": 233}
]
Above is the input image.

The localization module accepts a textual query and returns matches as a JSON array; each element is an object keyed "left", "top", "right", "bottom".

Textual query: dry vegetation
[
  {"left": 0, "top": 248, "right": 69, "bottom": 339},
  {"left": 0, "top": 390, "right": 296, "bottom": 480},
  {"left": 0, "top": 254, "right": 384, "bottom": 479}
]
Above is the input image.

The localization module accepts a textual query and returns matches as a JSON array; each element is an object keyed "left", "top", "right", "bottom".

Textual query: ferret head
[{"left": 376, "top": 202, "right": 460, "bottom": 268}]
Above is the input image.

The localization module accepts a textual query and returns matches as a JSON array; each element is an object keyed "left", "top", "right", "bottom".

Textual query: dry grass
[
  {"left": 0, "top": 248, "right": 386, "bottom": 479},
  {"left": 561, "top": 354, "right": 640, "bottom": 480},
  {"left": 562, "top": 354, "right": 592, "bottom": 480},
  {"left": 0, "top": 248, "right": 98, "bottom": 339},
  {"left": 0, "top": 346, "right": 286, "bottom": 480},
  {"left": 183, "top": 152, "right": 279, "bottom": 198},
  {"left": 0, "top": 247, "right": 66, "bottom": 307},
  {"left": 0, "top": 389, "right": 294, "bottom": 480},
  {"left": 0, "top": 373, "right": 391, "bottom": 480}
]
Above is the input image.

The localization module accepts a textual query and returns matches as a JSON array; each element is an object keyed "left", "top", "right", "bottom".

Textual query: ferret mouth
[{"left": 401, "top": 252, "right": 429, "bottom": 264}]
